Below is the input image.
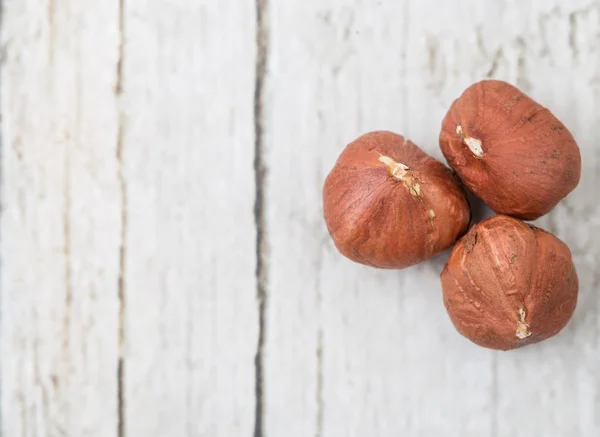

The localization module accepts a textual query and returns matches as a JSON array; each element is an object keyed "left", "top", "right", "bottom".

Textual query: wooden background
[{"left": 3, "top": 0, "right": 600, "bottom": 436}]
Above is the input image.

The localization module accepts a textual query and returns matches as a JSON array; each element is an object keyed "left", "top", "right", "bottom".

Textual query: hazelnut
[
  {"left": 323, "top": 131, "right": 471, "bottom": 269},
  {"left": 440, "top": 80, "right": 581, "bottom": 220},
  {"left": 441, "top": 215, "right": 578, "bottom": 350}
]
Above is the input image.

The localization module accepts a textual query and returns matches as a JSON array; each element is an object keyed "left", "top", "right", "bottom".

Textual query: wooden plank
[
  {"left": 263, "top": 1, "right": 496, "bottom": 436},
  {"left": 1, "top": 1, "right": 121, "bottom": 436},
  {"left": 3, "top": 1, "right": 598, "bottom": 436},
  {"left": 119, "top": 1, "right": 259, "bottom": 436}
]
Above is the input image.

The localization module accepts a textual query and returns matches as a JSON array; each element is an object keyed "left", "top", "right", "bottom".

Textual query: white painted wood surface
[
  {"left": 120, "top": 1, "right": 259, "bottom": 436},
  {"left": 2, "top": 1, "right": 121, "bottom": 436},
  {"left": 2, "top": 0, "right": 599, "bottom": 436}
]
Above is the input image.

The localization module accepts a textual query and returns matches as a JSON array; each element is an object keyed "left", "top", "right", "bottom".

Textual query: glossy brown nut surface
[
  {"left": 441, "top": 215, "right": 578, "bottom": 350},
  {"left": 323, "top": 131, "right": 471, "bottom": 269},
  {"left": 440, "top": 80, "right": 581, "bottom": 220}
]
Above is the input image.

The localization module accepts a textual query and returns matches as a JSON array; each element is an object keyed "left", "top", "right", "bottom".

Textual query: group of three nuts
[{"left": 323, "top": 80, "right": 581, "bottom": 351}]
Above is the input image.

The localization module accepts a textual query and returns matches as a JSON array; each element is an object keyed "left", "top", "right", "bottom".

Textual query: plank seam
[
  {"left": 253, "top": 0, "right": 269, "bottom": 435},
  {"left": 116, "top": 1, "right": 127, "bottom": 436}
]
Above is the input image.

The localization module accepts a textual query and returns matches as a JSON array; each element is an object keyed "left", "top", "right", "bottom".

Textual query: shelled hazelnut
[
  {"left": 440, "top": 80, "right": 581, "bottom": 220},
  {"left": 441, "top": 215, "right": 578, "bottom": 350},
  {"left": 323, "top": 131, "right": 470, "bottom": 269}
]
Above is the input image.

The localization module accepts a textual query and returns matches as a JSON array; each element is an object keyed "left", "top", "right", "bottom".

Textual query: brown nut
[
  {"left": 440, "top": 80, "right": 581, "bottom": 220},
  {"left": 323, "top": 131, "right": 471, "bottom": 269},
  {"left": 441, "top": 215, "right": 578, "bottom": 350}
]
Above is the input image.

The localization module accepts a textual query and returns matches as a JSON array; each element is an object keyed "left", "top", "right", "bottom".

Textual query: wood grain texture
[
  {"left": 2, "top": 0, "right": 600, "bottom": 436},
  {"left": 264, "top": 0, "right": 600, "bottom": 436},
  {"left": 264, "top": 1, "right": 495, "bottom": 435},
  {"left": 1, "top": 1, "right": 122, "bottom": 436},
  {"left": 119, "top": 1, "right": 259, "bottom": 436}
]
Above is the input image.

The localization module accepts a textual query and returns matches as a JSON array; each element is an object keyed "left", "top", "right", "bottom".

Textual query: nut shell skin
[
  {"left": 441, "top": 215, "right": 578, "bottom": 350},
  {"left": 440, "top": 80, "right": 581, "bottom": 220},
  {"left": 323, "top": 131, "right": 471, "bottom": 269}
]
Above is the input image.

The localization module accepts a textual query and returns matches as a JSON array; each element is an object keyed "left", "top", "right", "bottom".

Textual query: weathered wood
[
  {"left": 263, "top": 1, "right": 493, "bottom": 436},
  {"left": 119, "top": 1, "right": 259, "bottom": 436},
  {"left": 264, "top": 0, "right": 599, "bottom": 436},
  {"left": 1, "top": 1, "right": 121, "bottom": 436},
  {"left": 3, "top": 0, "right": 600, "bottom": 436}
]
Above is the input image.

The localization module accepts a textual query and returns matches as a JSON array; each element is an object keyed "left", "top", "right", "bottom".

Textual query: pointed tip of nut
[
  {"left": 377, "top": 154, "right": 422, "bottom": 197},
  {"left": 516, "top": 322, "right": 531, "bottom": 340},
  {"left": 378, "top": 155, "right": 409, "bottom": 179},
  {"left": 465, "top": 137, "right": 484, "bottom": 158},
  {"left": 516, "top": 307, "right": 532, "bottom": 340},
  {"left": 456, "top": 125, "right": 484, "bottom": 158}
]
